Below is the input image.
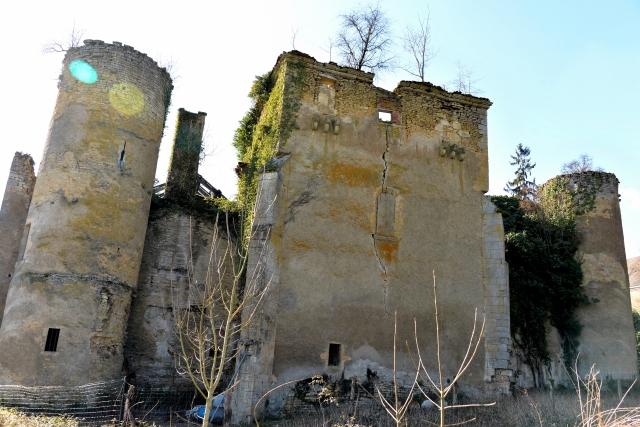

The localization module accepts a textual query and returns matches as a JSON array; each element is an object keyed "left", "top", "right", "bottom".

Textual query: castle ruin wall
[
  {"left": 0, "top": 40, "right": 172, "bottom": 386},
  {"left": 568, "top": 172, "right": 637, "bottom": 379},
  {"left": 0, "top": 152, "right": 36, "bottom": 326},
  {"left": 231, "top": 53, "right": 505, "bottom": 421}
]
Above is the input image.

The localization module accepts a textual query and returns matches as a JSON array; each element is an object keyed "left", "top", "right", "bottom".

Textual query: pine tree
[{"left": 504, "top": 143, "right": 537, "bottom": 199}]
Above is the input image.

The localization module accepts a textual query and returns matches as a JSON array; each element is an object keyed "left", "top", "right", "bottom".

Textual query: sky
[{"left": 0, "top": 0, "right": 638, "bottom": 258}]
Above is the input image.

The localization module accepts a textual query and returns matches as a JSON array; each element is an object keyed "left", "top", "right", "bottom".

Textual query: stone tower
[
  {"left": 568, "top": 172, "right": 637, "bottom": 379},
  {"left": 164, "top": 108, "right": 207, "bottom": 201},
  {"left": 0, "top": 40, "right": 172, "bottom": 386},
  {"left": 0, "top": 152, "right": 36, "bottom": 326}
]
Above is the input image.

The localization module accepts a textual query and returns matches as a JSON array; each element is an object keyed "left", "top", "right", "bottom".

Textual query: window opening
[
  {"left": 45, "top": 328, "right": 60, "bottom": 352},
  {"left": 328, "top": 343, "right": 341, "bottom": 366},
  {"left": 378, "top": 111, "right": 391, "bottom": 122}
]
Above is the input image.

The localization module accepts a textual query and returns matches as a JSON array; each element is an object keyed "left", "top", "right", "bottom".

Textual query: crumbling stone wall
[
  {"left": 0, "top": 152, "right": 36, "bottom": 326},
  {"left": 232, "top": 52, "right": 500, "bottom": 421},
  {"left": 481, "top": 196, "right": 513, "bottom": 393},
  {"left": 164, "top": 109, "right": 207, "bottom": 201},
  {"left": 0, "top": 40, "right": 172, "bottom": 386},
  {"left": 124, "top": 207, "right": 230, "bottom": 388},
  {"left": 567, "top": 172, "right": 637, "bottom": 379}
]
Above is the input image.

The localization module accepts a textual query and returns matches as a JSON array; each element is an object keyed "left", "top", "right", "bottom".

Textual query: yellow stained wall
[
  {"left": 232, "top": 54, "right": 502, "bottom": 422},
  {"left": 0, "top": 40, "right": 172, "bottom": 385}
]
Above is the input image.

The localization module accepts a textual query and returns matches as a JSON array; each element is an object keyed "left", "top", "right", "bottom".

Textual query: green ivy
[
  {"left": 492, "top": 175, "right": 596, "bottom": 380},
  {"left": 632, "top": 310, "right": 640, "bottom": 373},
  {"left": 233, "top": 57, "right": 307, "bottom": 246}
]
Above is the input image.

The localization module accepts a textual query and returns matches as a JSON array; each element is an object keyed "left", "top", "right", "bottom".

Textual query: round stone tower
[
  {"left": 566, "top": 171, "right": 637, "bottom": 379},
  {"left": 0, "top": 40, "right": 172, "bottom": 385}
]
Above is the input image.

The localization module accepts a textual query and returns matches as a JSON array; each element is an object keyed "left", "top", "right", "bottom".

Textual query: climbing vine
[
  {"left": 492, "top": 175, "right": 602, "bottom": 384},
  {"left": 232, "top": 57, "right": 308, "bottom": 246}
]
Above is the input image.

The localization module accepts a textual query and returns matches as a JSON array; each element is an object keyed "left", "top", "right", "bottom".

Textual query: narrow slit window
[
  {"left": 328, "top": 343, "right": 341, "bottom": 366},
  {"left": 44, "top": 328, "right": 60, "bottom": 352},
  {"left": 378, "top": 111, "right": 391, "bottom": 122}
]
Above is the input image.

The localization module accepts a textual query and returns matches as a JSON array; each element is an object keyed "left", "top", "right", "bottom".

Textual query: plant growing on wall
[
  {"left": 231, "top": 58, "right": 307, "bottom": 247},
  {"left": 492, "top": 175, "right": 595, "bottom": 387},
  {"left": 171, "top": 209, "right": 273, "bottom": 427}
]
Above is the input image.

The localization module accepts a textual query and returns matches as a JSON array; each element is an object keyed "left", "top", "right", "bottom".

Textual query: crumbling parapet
[
  {"left": 0, "top": 152, "right": 36, "bottom": 327},
  {"left": 0, "top": 40, "right": 172, "bottom": 386},
  {"left": 164, "top": 109, "right": 207, "bottom": 201},
  {"left": 564, "top": 171, "right": 637, "bottom": 379}
]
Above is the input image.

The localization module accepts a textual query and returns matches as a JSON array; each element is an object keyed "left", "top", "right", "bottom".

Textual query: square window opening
[
  {"left": 378, "top": 111, "right": 392, "bottom": 122},
  {"left": 328, "top": 343, "right": 341, "bottom": 367},
  {"left": 45, "top": 328, "right": 60, "bottom": 352}
]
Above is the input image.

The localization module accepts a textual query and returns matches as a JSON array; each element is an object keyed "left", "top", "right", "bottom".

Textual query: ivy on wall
[
  {"left": 491, "top": 175, "right": 601, "bottom": 385},
  {"left": 230, "top": 57, "right": 307, "bottom": 246}
]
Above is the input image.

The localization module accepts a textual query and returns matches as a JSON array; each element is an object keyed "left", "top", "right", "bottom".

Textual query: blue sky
[{"left": 0, "top": 0, "right": 638, "bottom": 257}]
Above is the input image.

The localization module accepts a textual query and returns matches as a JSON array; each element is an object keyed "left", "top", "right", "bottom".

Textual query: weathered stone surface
[
  {"left": 567, "top": 172, "right": 637, "bottom": 380},
  {"left": 164, "top": 109, "right": 207, "bottom": 201},
  {"left": 124, "top": 207, "right": 231, "bottom": 388},
  {"left": 0, "top": 41, "right": 172, "bottom": 386},
  {"left": 628, "top": 257, "right": 640, "bottom": 310},
  {"left": 231, "top": 52, "right": 496, "bottom": 422},
  {"left": 0, "top": 153, "right": 35, "bottom": 327}
]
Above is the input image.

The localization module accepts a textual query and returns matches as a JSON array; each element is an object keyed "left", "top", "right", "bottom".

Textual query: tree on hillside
[
  {"left": 505, "top": 143, "right": 537, "bottom": 200},
  {"left": 335, "top": 2, "right": 395, "bottom": 73},
  {"left": 400, "top": 11, "right": 437, "bottom": 82},
  {"left": 561, "top": 154, "right": 603, "bottom": 174}
]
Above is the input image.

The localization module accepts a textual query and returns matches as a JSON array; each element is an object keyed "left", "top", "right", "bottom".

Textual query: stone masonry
[
  {"left": 481, "top": 196, "right": 513, "bottom": 393},
  {"left": 0, "top": 153, "right": 36, "bottom": 326},
  {"left": 0, "top": 40, "right": 172, "bottom": 386},
  {"left": 0, "top": 45, "right": 636, "bottom": 424}
]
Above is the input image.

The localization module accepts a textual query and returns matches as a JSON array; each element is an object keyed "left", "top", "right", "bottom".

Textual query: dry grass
[
  {"left": 256, "top": 387, "right": 640, "bottom": 427},
  {"left": 0, "top": 407, "right": 80, "bottom": 427}
]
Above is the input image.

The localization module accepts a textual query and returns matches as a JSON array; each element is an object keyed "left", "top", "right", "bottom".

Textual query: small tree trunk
[{"left": 202, "top": 392, "right": 214, "bottom": 427}]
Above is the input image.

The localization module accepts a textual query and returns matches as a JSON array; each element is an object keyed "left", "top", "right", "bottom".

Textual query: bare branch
[
  {"left": 42, "top": 21, "right": 85, "bottom": 54},
  {"left": 320, "top": 37, "right": 335, "bottom": 63},
  {"left": 447, "top": 61, "right": 483, "bottom": 96},
  {"left": 335, "top": 2, "right": 396, "bottom": 74},
  {"left": 400, "top": 10, "right": 438, "bottom": 82},
  {"left": 291, "top": 27, "right": 299, "bottom": 50},
  {"left": 561, "top": 154, "right": 604, "bottom": 174}
]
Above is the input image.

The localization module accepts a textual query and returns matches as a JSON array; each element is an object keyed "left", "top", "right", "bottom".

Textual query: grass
[{"left": 257, "top": 387, "right": 640, "bottom": 427}]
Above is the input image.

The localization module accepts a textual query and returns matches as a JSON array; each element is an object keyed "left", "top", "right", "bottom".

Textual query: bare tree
[
  {"left": 561, "top": 154, "right": 604, "bottom": 174},
  {"left": 412, "top": 272, "right": 495, "bottom": 427},
  {"left": 41, "top": 21, "right": 85, "bottom": 54},
  {"left": 335, "top": 2, "right": 395, "bottom": 73},
  {"left": 291, "top": 27, "right": 299, "bottom": 50},
  {"left": 320, "top": 37, "right": 335, "bottom": 63},
  {"left": 401, "top": 11, "right": 437, "bottom": 82},
  {"left": 172, "top": 202, "right": 273, "bottom": 427},
  {"left": 447, "top": 61, "right": 483, "bottom": 96},
  {"left": 156, "top": 55, "right": 181, "bottom": 84}
]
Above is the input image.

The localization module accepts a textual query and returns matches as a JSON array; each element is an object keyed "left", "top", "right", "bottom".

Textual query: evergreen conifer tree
[{"left": 505, "top": 143, "right": 537, "bottom": 199}]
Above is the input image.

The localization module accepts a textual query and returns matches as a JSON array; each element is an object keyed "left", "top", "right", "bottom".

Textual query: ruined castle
[{"left": 0, "top": 41, "right": 636, "bottom": 422}]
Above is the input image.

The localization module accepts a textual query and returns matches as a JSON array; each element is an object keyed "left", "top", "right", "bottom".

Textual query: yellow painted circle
[{"left": 109, "top": 82, "right": 145, "bottom": 115}]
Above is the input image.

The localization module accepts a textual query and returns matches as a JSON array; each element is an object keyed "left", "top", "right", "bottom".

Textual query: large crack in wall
[{"left": 372, "top": 123, "right": 393, "bottom": 318}]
